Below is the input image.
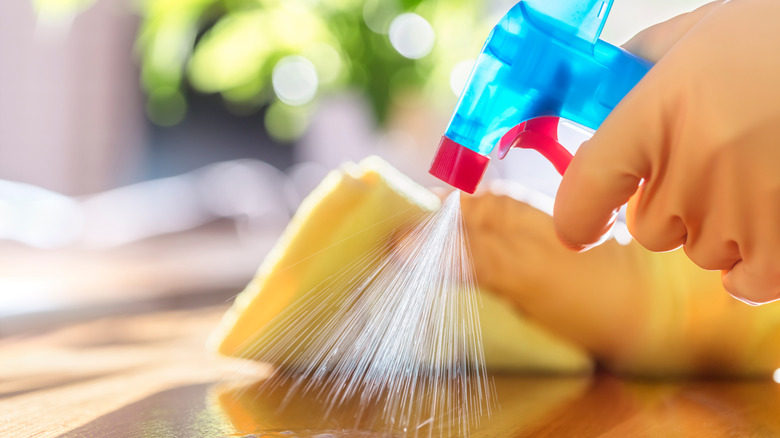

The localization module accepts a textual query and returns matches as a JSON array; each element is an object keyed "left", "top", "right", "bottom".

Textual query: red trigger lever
[{"left": 497, "top": 116, "right": 573, "bottom": 176}]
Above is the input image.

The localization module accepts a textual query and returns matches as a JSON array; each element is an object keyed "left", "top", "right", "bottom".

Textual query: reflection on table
[{"left": 4, "top": 304, "right": 779, "bottom": 437}]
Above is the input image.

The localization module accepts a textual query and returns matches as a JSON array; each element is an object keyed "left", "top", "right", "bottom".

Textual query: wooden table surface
[{"left": 3, "top": 303, "right": 780, "bottom": 438}]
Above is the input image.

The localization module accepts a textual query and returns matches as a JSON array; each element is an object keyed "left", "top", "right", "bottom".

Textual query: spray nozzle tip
[{"left": 429, "top": 136, "right": 489, "bottom": 194}]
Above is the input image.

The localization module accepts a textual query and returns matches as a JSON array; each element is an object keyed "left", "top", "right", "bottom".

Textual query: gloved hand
[
  {"left": 462, "top": 185, "right": 780, "bottom": 376},
  {"left": 553, "top": 0, "right": 780, "bottom": 305}
]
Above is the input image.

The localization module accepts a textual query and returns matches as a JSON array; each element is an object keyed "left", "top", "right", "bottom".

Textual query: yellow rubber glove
[
  {"left": 553, "top": 0, "right": 780, "bottom": 304},
  {"left": 463, "top": 184, "right": 780, "bottom": 377}
]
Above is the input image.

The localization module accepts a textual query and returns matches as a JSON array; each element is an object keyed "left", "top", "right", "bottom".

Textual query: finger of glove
[
  {"left": 624, "top": 184, "right": 688, "bottom": 253},
  {"left": 462, "top": 192, "right": 536, "bottom": 233},
  {"left": 554, "top": 146, "right": 642, "bottom": 251},
  {"left": 553, "top": 81, "right": 664, "bottom": 250},
  {"left": 462, "top": 193, "right": 561, "bottom": 287},
  {"left": 722, "top": 261, "right": 780, "bottom": 306},
  {"left": 467, "top": 228, "right": 523, "bottom": 294},
  {"left": 622, "top": 1, "right": 724, "bottom": 62},
  {"left": 460, "top": 193, "right": 503, "bottom": 232},
  {"left": 721, "top": 190, "right": 780, "bottom": 305},
  {"left": 467, "top": 212, "right": 576, "bottom": 306},
  {"left": 682, "top": 227, "right": 742, "bottom": 272},
  {"left": 661, "top": 183, "right": 743, "bottom": 270}
]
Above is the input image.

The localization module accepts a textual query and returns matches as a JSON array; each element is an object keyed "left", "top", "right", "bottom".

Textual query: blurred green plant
[
  {"left": 33, "top": 0, "right": 495, "bottom": 140},
  {"left": 134, "top": 0, "right": 493, "bottom": 139}
]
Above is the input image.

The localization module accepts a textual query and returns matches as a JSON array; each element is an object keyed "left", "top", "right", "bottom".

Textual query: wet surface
[
  {"left": 7, "top": 306, "right": 780, "bottom": 437},
  {"left": 60, "top": 383, "right": 230, "bottom": 438},
  {"left": 55, "top": 373, "right": 780, "bottom": 437},
  {"left": 57, "top": 375, "right": 590, "bottom": 438},
  {"left": 56, "top": 376, "right": 780, "bottom": 438}
]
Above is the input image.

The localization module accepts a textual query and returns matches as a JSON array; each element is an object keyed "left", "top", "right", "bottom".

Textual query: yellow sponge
[{"left": 209, "top": 156, "right": 591, "bottom": 374}]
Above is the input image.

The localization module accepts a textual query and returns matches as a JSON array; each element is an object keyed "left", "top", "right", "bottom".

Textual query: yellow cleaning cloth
[{"left": 209, "top": 156, "right": 591, "bottom": 374}]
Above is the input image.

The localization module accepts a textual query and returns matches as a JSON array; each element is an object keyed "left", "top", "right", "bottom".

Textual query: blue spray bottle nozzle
[
  {"left": 429, "top": 0, "right": 653, "bottom": 194},
  {"left": 523, "top": 0, "right": 612, "bottom": 47}
]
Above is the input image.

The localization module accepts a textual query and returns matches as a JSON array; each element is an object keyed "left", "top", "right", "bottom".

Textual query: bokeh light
[
  {"left": 449, "top": 59, "right": 476, "bottom": 96},
  {"left": 134, "top": 0, "right": 494, "bottom": 134},
  {"left": 265, "top": 102, "right": 311, "bottom": 141},
  {"left": 303, "top": 43, "right": 343, "bottom": 86},
  {"left": 272, "top": 56, "right": 319, "bottom": 106},
  {"left": 389, "top": 13, "right": 436, "bottom": 60},
  {"left": 363, "top": 0, "right": 399, "bottom": 34}
]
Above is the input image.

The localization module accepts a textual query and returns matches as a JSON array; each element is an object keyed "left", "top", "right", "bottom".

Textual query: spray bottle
[{"left": 429, "top": 0, "right": 653, "bottom": 193}]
